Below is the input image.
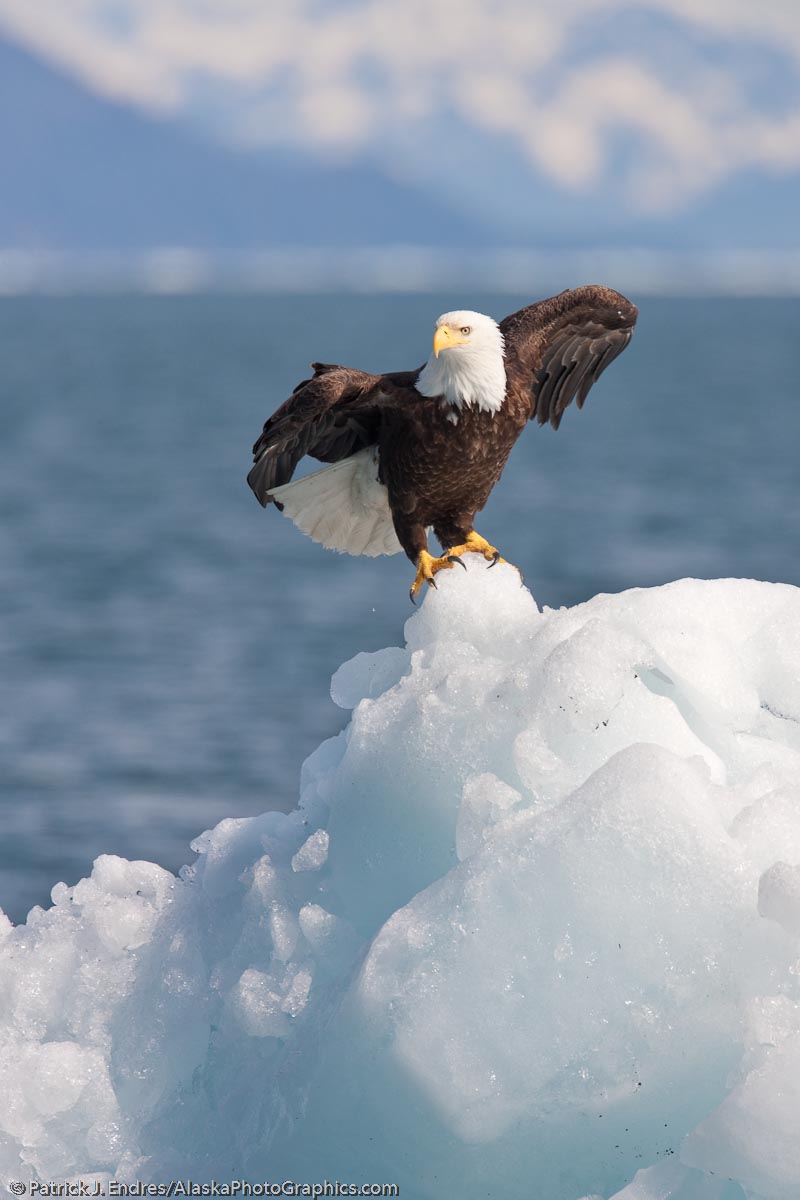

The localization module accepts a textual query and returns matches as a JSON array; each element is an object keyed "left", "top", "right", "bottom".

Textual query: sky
[{"left": 1, "top": 0, "right": 800, "bottom": 288}]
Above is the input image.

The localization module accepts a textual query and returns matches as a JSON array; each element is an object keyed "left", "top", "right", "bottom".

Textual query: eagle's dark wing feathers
[
  {"left": 247, "top": 364, "right": 382, "bottom": 506},
  {"left": 248, "top": 363, "right": 411, "bottom": 507},
  {"left": 500, "top": 285, "right": 637, "bottom": 431}
]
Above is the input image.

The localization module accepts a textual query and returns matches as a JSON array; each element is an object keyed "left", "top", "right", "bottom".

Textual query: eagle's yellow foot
[
  {"left": 409, "top": 550, "right": 461, "bottom": 604},
  {"left": 446, "top": 532, "right": 508, "bottom": 568},
  {"left": 445, "top": 532, "right": 525, "bottom": 584}
]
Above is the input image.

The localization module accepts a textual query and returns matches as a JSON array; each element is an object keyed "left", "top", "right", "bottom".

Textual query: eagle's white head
[{"left": 416, "top": 310, "right": 506, "bottom": 415}]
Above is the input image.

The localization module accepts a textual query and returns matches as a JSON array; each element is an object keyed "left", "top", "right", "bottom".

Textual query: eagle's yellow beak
[{"left": 433, "top": 325, "right": 468, "bottom": 358}]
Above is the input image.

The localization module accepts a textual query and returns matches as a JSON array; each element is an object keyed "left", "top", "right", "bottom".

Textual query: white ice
[{"left": 2, "top": 564, "right": 800, "bottom": 1200}]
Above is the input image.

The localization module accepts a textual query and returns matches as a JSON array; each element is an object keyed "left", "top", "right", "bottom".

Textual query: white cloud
[{"left": 1, "top": 0, "right": 799, "bottom": 214}]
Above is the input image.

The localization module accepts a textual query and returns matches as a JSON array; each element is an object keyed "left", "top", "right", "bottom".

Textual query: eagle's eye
[{"left": 460, "top": 326, "right": 471, "bottom": 336}]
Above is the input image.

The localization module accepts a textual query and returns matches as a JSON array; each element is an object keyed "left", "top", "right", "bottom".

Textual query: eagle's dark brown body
[
  {"left": 248, "top": 286, "right": 637, "bottom": 573},
  {"left": 377, "top": 386, "right": 529, "bottom": 557}
]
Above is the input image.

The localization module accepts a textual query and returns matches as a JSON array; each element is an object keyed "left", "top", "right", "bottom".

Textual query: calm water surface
[{"left": 1, "top": 295, "right": 798, "bottom": 921}]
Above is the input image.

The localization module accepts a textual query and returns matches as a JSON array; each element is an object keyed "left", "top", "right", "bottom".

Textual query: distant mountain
[
  {"left": 0, "top": 37, "right": 494, "bottom": 252},
  {"left": 0, "top": 34, "right": 798, "bottom": 259}
]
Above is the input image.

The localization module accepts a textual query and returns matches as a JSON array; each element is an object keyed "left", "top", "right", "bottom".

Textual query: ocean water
[{"left": 0, "top": 294, "right": 798, "bottom": 923}]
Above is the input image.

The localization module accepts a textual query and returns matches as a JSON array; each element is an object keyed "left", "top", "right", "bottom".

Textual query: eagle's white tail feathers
[{"left": 268, "top": 447, "right": 403, "bottom": 558}]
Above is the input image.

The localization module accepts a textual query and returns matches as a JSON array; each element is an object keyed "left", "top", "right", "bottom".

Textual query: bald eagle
[{"left": 248, "top": 285, "right": 637, "bottom": 600}]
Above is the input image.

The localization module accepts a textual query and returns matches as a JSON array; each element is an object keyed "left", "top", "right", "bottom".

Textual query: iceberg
[{"left": 2, "top": 565, "right": 800, "bottom": 1200}]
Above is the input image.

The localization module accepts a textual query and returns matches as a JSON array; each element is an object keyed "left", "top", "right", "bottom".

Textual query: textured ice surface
[{"left": 3, "top": 565, "right": 800, "bottom": 1199}]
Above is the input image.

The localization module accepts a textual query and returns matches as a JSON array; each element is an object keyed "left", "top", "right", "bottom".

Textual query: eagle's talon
[
  {"left": 447, "top": 555, "right": 468, "bottom": 570},
  {"left": 409, "top": 549, "right": 458, "bottom": 601},
  {"left": 487, "top": 551, "right": 501, "bottom": 569}
]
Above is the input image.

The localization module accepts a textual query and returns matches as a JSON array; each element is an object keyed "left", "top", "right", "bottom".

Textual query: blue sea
[{"left": 1, "top": 294, "right": 798, "bottom": 923}]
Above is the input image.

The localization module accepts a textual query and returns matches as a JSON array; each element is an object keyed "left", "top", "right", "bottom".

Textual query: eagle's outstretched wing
[
  {"left": 500, "top": 285, "right": 638, "bottom": 430},
  {"left": 248, "top": 363, "right": 393, "bottom": 507}
]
